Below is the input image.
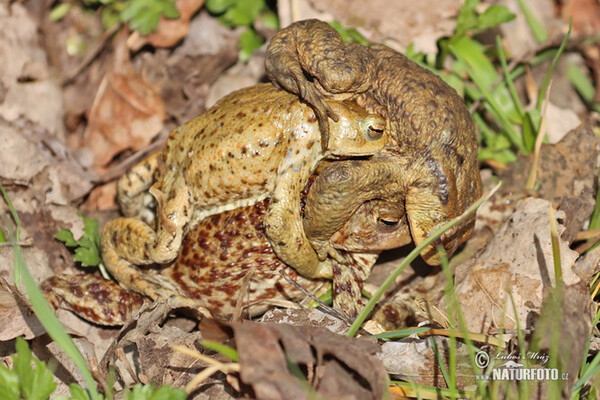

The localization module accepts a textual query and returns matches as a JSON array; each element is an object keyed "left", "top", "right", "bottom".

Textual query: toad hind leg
[
  {"left": 117, "top": 152, "right": 160, "bottom": 220},
  {"left": 101, "top": 180, "right": 194, "bottom": 301}
]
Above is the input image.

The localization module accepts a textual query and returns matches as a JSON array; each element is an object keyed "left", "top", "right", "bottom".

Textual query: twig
[
  {"left": 95, "top": 136, "right": 166, "bottom": 184},
  {"left": 61, "top": 23, "right": 121, "bottom": 86},
  {"left": 575, "top": 228, "right": 600, "bottom": 241},
  {"left": 0, "top": 238, "right": 32, "bottom": 247},
  {"left": 575, "top": 236, "right": 600, "bottom": 255},
  {"left": 232, "top": 267, "right": 256, "bottom": 322},
  {"left": 279, "top": 270, "right": 347, "bottom": 319},
  {"left": 526, "top": 80, "right": 552, "bottom": 190}
]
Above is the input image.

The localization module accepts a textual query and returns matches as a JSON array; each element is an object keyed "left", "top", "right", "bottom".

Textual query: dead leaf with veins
[
  {"left": 447, "top": 197, "right": 580, "bottom": 333},
  {"left": 84, "top": 35, "right": 165, "bottom": 170}
]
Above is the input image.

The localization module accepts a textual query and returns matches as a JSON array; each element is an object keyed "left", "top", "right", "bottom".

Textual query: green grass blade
[
  {"left": 0, "top": 185, "right": 21, "bottom": 286},
  {"left": 428, "top": 336, "right": 452, "bottom": 391},
  {"left": 515, "top": 0, "right": 548, "bottom": 43},
  {"left": 508, "top": 292, "right": 530, "bottom": 399},
  {"left": 495, "top": 35, "right": 525, "bottom": 116},
  {"left": 372, "top": 327, "right": 430, "bottom": 341},
  {"left": 0, "top": 184, "right": 101, "bottom": 400},
  {"left": 535, "top": 20, "right": 571, "bottom": 112},
  {"left": 201, "top": 341, "right": 239, "bottom": 362},
  {"left": 437, "top": 250, "right": 458, "bottom": 399},
  {"left": 568, "top": 62, "right": 600, "bottom": 114}
]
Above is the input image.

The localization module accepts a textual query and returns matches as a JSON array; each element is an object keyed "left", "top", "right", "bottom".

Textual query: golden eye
[
  {"left": 365, "top": 116, "right": 385, "bottom": 140},
  {"left": 378, "top": 217, "right": 399, "bottom": 227}
]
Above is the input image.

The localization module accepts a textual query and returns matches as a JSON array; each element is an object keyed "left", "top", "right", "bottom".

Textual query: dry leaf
[
  {"left": 498, "top": 119, "right": 600, "bottom": 243},
  {"left": 448, "top": 198, "right": 580, "bottom": 333},
  {"left": 0, "top": 3, "right": 66, "bottom": 139},
  {"left": 84, "top": 38, "right": 165, "bottom": 169},
  {"left": 380, "top": 336, "right": 474, "bottom": 388},
  {"left": 0, "top": 277, "right": 45, "bottom": 341},
  {"left": 198, "top": 320, "right": 388, "bottom": 400}
]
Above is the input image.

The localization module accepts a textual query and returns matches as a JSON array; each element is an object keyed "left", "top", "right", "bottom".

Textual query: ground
[{"left": 0, "top": 0, "right": 599, "bottom": 398}]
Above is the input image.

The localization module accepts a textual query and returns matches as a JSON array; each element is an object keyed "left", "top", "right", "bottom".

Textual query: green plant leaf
[
  {"left": 0, "top": 364, "right": 19, "bottom": 400},
  {"left": 125, "top": 383, "right": 186, "bottom": 400},
  {"left": 454, "top": 0, "right": 479, "bottom": 36},
  {"left": 56, "top": 228, "right": 78, "bottom": 247},
  {"left": 205, "top": 0, "right": 237, "bottom": 14},
  {"left": 57, "top": 216, "right": 102, "bottom": 267},
  {"left": 121, "top": 0, "right": 179, "bottom": 35},
  {"left": 223, "top": 0, "right": 264, "bottom": 26},
  {"left": 476, "top": 5, "right": 515, "bottom": 31},
  {"left": 83, "top": 217, "right": 101, "bottom": 249},
  {"left": 238, "top": 27, "right": 263, "bottom": 62},
  {"left": 49, "top": 2, "right": 72, "bottom": 22},
  {"left": 101, "top": 6, "right": 122, "bottom": 30},
  {"left": 259, "top": 10, "right": 279, "bottom": 31},
  {"left": 69, "top": 383, "right": 92, "bottom": 400},
  {"left": 201, "top": 340, "right": 239, "bottom": 362},
  {"left": 13, "top": 338, "right": 57, "bottom": 400},
  {"left": 74, "top": 245, "right": 101, "bottom": 267}
]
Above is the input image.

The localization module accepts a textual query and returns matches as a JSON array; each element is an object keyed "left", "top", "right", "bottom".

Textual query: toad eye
[
  {"left": 378, "top": 217, "right": 399, "bottom": 227},
  {"left": 364, "top": 116, "right": 386, "bottom": 140}
]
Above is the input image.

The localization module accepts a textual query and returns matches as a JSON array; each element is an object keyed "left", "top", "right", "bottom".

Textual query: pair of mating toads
[{"left": 43, "top": 20, "right": 482, "bottom": 324}]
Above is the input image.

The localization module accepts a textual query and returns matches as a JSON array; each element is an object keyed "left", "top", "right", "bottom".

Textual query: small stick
[
  {"left": 279, "top": 270, "right": 372, "bottom": 336},
  {"left": 61, "top": 23, "right": 121, "bottom": 86}
]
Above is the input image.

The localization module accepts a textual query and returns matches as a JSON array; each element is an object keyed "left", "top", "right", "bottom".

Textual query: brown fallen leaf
[
  {"left": 84, "top": 35, "right": 165, "bottom": 170},
  {"left": 198, "top": 320, "right": 388, "bottom": 400},
  {"left": 128, "top": 0, "right": 206, "bottom": 51},
  {"left": 447, "top": 198, "right": 580, "bottom": 334},
  {"left": 82, "top": 181, "right": 117, "bottom": 211},
  {"left": 380, "top": 336, "right": 474, "bottom": 389},
  {"left": 563, "top": 0, "right": 600, "bottom": 36},
  {"left": 0, "top": 277, "right": 45, "bottom": 341},
  {"left": 498, "top": 119, "right": 600, "bottom": 243}
]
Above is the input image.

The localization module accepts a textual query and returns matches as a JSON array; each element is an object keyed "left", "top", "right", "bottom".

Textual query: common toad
[
  {"left": 266, "top": 19, "right": 482, "bottom": 264},
  {"left": 101, "top": 83, "right": 389, "bottom": 305},
  {"left": 44, "top": 164, "right": 411, "bottom": 324}
]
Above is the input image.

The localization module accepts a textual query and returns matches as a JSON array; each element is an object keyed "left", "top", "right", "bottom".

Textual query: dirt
[{"left": 0, "top": 0, "right": 599, "bottom": 398}]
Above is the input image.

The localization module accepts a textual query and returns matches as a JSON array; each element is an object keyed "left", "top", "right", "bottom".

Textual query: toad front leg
[
  {"left": 101, "top": 177, "right": 195, "bottom": 301},
  {"left": 266, "top": 19, "right": 376, "bottom": 144},
  {"left": 263, "top": 150, "right": 334, "bottom": 279}
]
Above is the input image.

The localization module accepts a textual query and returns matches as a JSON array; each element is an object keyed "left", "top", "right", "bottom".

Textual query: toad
[
  {"left": 44, "top": 161, "right": 412, "bottom": 324},
  {"left": 101, "top": 82, "right": 389, "bottom": 304},
  {"left": 265, "top": 19, "right": 483, "bottom": 264}
]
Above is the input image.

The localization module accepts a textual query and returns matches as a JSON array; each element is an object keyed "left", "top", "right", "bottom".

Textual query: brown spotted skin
[
  {"left": 45, "top": 170, "right": 412, "bottom": 324},
  {"left": 161, "top": 199, "right": 323, "bottom": 318},
  {"left": 266, "top": 20, "right": 482, "bottom": 264},
  {"left": 41, "top": 274, "right": 145, "bottom": 326},
  {"left": 101, "top": 83, "right": 389, "bottom": 305}
]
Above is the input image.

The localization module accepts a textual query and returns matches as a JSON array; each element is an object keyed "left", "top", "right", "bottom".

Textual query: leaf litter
[{"left": 0, "top": 0, "right": 599, "bottom": 398}]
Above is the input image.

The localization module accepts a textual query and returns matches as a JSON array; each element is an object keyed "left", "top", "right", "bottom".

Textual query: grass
[
  {"left": 0, "top": 183, "right": 187, "bottom": 399},
  {"left": 8, "top": 0, "right": 600, "bottom": 397},
  {"left": 354, "top": 2, "right": 600, "bottom": 397}
]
